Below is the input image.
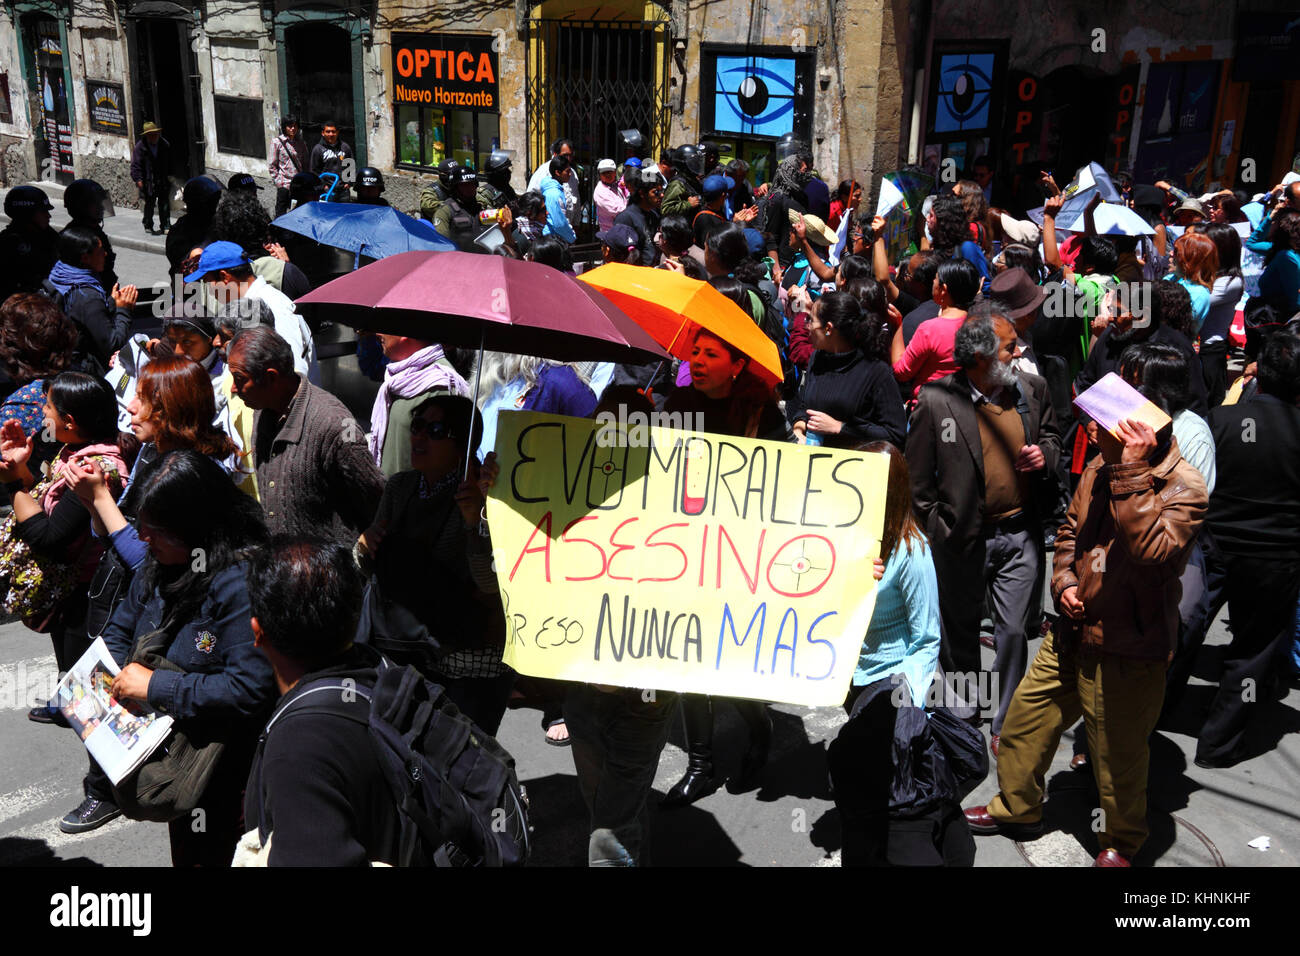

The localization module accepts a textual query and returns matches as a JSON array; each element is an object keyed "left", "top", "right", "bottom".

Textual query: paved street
[{"left": 1, "top": 600, "right": 1295, "bottom": 868}]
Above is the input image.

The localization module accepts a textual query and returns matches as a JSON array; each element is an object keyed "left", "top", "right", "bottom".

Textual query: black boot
[
  {"left": 733, "top": 701, "right": 773, "bottom": 791},
  {"left": 662, "top": 695, "right": 718, "bottom": 807}
]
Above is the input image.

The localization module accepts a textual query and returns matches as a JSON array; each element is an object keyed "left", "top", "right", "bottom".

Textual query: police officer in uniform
[
  {"left": 64, "top": 179, "right": 117, "bottom": 290},
  {"left": 420, "top": 158, "right": 461, "bottom": 222},
  {"left": 354, "top": 167, "right": 390, "bottom": 206},
  {"left": 0, "top": 186, "right": 59, "bottom": 304},
  {"left": 477, "top": 150, "right": 519, "bottom": 212},
  {"left": 432, "top": 165, "right": 484, "bottom": 251},
  {"left": 660, "top": 145, "right": 705, "bottom": 218}
]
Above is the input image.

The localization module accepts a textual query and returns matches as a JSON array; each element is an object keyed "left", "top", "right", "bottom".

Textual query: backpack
[{"left": 258, "top": 660, "right": 530, "bottom": 867}]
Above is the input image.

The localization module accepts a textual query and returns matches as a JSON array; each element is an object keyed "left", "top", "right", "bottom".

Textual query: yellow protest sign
[{"left": 486, "top": 410, "right": 889, "bottom": 707}]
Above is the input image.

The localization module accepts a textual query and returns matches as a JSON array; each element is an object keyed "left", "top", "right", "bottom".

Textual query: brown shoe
[
  {"left": 1094, "top": 849, "right": 1131, "bottom": 867},
  {"left": 963, "top": 805, "right": 1042, "bottom": 839},
  {"left": 1070, "top": 752, "right": 1089, "bottom": 770}
]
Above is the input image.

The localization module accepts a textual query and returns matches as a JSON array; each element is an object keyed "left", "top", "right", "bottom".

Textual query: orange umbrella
[{"left": 578, "top": 263, "right": 783, "bottom": 386}]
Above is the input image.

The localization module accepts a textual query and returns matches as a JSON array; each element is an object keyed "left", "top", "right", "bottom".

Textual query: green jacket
[
  {"left": 661, "top": 176, "right": 700, "bottom": 218},
  {"left": 419, "top": 181, "right": 449, "bottom": 221}
]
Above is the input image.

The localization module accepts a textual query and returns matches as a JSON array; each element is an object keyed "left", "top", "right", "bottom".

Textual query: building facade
[{"left": 2, "top": 0, "right": 1295, "bottom": 224}]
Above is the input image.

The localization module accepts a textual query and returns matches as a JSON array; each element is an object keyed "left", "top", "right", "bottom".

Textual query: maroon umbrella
[
  {"left": 295, "top": 250, "right": 668, "bottom": 363},
  {"left": 296, "top": 250, "right": 669, "bottom": 477}
]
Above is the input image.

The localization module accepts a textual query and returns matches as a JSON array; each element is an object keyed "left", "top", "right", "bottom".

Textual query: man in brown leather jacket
[{"left": 963, "top": 415, "right": 1207, "bottom": 866}]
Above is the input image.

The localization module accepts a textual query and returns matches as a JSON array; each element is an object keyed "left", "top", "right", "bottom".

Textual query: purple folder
[{"left": 1073, "top": 372, "right": 1171, "bottom": 437}]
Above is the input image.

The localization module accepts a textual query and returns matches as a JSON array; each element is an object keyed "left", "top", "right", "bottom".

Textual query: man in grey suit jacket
[{"left": 905, "top": 302, "right": 1063, "bottom": 753}]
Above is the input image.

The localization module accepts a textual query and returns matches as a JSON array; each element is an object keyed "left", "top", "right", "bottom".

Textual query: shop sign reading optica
[{"left": 393, "top": 33, "right": 499, "bottom": 109}]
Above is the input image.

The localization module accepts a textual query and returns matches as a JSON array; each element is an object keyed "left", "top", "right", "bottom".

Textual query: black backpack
[{"left": 259, "top": 659, "right": 530, "bottom": 867}]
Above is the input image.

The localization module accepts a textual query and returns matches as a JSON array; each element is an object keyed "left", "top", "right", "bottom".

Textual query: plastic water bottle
[{"left": 805, "top": 430, "right": 824, "bottom": 446}]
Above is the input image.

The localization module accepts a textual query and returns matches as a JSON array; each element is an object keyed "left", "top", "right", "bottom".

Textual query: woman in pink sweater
[{"left": 891, "top": 258, "right": 980, "bottom": 398}]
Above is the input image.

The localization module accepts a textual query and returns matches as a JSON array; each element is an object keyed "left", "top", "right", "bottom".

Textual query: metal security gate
[{"left": 525, "top": 15, "right": 670, "bottom": 239}]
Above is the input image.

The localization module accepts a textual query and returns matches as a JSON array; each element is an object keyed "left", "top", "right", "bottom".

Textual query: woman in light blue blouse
[{"left": 828, "top": 440, "right": 942, "bottom": 865}]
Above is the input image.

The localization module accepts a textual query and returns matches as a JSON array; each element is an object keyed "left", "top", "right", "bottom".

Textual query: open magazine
[{"left": 54, "top": 638, "right": 174, "bottom": 785}]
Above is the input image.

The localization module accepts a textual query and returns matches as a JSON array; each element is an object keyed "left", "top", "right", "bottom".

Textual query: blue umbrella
[{"left": 272, "top": 202, "right": 455, "bottom": 268}]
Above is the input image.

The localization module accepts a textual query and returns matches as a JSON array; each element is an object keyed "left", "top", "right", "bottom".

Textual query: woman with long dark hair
[
  {"left": 1199, "top": 223, "right": 1245, "bottom": 406},
  {"left": 827, "top": 440, "right": 944, "bottom": 864},
  {"left": 787, "top": 289, "right": 905, "bottom": 447},
  {"left": 925, "top": 193, "right": 990, "bottom": 293},
  {"left": 1258, "top": 208, "right": 1300, "bottom": 314},
  {"left": 101, "top": 450, "right": 273, "bottom": 865}
]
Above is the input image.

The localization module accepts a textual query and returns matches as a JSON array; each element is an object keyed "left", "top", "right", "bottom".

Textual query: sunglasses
[{"left": 410, "top": 417, "right": 456, "bottom": 440}]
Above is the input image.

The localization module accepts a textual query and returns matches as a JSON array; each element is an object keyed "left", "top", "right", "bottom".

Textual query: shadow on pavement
[
  {"left": 0, "top": 837, "right": 102, "bottom": 867},
  {"left": 649, "top": 798, "right": 747, "bottom": 867}
]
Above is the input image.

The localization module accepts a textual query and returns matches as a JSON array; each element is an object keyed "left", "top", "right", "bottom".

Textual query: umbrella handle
[{"left": 465, "top": 326, "right": 486, "bottom": 483}]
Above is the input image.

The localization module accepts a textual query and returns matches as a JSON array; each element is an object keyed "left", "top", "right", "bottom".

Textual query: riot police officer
[
  {"left": 660, "top": 145, "right": 705, "bottom": 218},
  {"left": 477, "top": 149, "right": 519, "bottom": 211},
  {"left": 355, "top": 167, "right": 389, "bottom": 206},
  {"left": 0, "top": 186, "right": 59, "bottom": 304},
  {"left": 420, "top": 158, "right": 461, "bottom": 222},
  {"left": 64, "top": 179, "right": 117, "bottom": 290},
  {"left": 433, "top": 165, "right": 484, "bottom": 251}
]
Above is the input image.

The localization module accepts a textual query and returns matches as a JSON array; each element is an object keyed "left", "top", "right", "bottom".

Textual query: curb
[{"left": 0, "top": 211, "right": 168, "bottom": 257}]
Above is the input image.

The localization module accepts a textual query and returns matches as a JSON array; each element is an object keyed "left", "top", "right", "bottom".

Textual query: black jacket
[
  {"left": 1206, "top": 393, "right": 1300, "bottom": 560},
  {"left": 0, "top": 223, "right": 59, "bottom": 302},
  {"left": 786, "top": 348, "right": 907, "bottom": 448},
  {"left": 906, "top": 369, "right": 1063, "bottom": 553},
  {"left": 1074, "top": 323, "right": 1208, "bottom": 417},
  {"left": 614, "top": 203, "right": 660, "bottom": 267},
  {"left": 43, "top": 279, "right": 132, "bottom": 376},
  {"left": 130, "top": 137, "right": 171, "bottom": 192},
  {"left": 245, "top": 644, "right": 402, "bottom": 866}
]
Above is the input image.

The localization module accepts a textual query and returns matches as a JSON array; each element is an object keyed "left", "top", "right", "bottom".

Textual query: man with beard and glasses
[
  {"left": 1074, "top": 279, "right": 1209, "bottom": 416},
  {"left": 906, "top": 303, "right": 1062, "bottom": 753}
]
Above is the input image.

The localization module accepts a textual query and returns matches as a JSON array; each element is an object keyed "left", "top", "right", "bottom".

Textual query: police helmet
[
  {"left": 357, "top": 167, "right": 385, "bottom": 191},
  {"left": 619, "top": 129, "right": 646, "bottom": 153},
  {"left": 673, "top": 144, "right": 704, "bottom": 177},
  {"left": 4, "top": 185, "right": 54, "bottom": 218},
  {"left": 484, "top": 150, "right": 514, "bottom": 174},
  {"left": 775, "top": 134, "right": 808, "bottom": 163}
]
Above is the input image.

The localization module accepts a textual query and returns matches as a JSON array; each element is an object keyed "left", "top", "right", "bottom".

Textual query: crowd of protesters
[{"left": 0, "top": 124, "right": 1298, "bottom": 870}]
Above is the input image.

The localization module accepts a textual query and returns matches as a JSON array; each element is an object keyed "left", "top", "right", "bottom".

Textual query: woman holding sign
[{"left": 661, "top": 326, "right": 789, "bottom": 806}]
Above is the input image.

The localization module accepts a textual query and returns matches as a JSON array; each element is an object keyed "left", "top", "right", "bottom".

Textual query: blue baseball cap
[
  {"left": 185, "top": 240, "right": 251, "bottom": 283},
  {"left": 701, "top": 174, "right": 735, "bottom": 199},
  {"left": 743, "top": 228, "right": 766, "bottom": 256},
  {"left": 623, "top": 157, "right": 642, "bottom": 169}
]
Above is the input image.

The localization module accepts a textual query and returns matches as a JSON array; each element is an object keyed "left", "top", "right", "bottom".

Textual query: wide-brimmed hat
[
  {"left": 988, "top": 267, "right": 1047, "bottom": 322},
  {"left": 788, "top": 209, "right": 838, "bottom": 246},
  {"left": 1173, "top": 198, "right": 1206, "bottom": 218},
  {"left": 141, "top": 121, "right": 162, "bottom": 135}
]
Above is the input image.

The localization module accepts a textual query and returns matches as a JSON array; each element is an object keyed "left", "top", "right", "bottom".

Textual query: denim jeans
[{"left": 565, "top": 684, "right": 678, "bottom": 866}]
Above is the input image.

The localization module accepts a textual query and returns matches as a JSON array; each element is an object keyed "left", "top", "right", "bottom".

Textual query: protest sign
[
  {"left": 874, "top": 168, "right": 933, "bottom": 265},
  {"left": 486, "top": 411, "right": 889, "bottom": 707}
]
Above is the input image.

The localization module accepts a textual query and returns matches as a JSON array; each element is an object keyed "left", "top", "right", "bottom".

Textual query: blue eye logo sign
[
  {"left": 714, "top": 56, "right": 797, "bottom": 137},
  {"left": 934, "top": 53, "right": 995, "bottom": 133}
]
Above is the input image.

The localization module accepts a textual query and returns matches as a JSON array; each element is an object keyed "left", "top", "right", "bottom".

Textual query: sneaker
[{"left": 59, "top": 796, "right": 122, "bottom": 834}]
